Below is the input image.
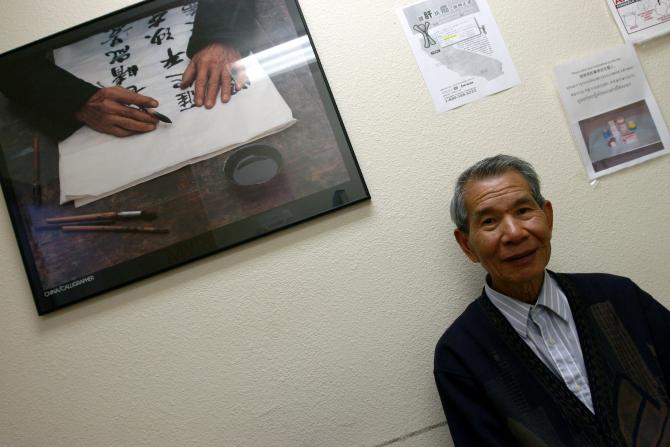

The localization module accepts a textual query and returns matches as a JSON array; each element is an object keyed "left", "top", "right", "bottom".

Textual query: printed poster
[
  {"left": 606, "top": 0, "right": 670, "bottom": 44},
  {"left": 554, "top": 44, "right": 670, "bottom": 179},
  {"left": 397, "top": 0, "right": 520, "bottom": 112}
]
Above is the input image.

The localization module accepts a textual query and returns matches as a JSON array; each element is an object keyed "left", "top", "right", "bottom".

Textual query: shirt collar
[{"left": 485, "top": 271, "right": 570, "bottom": 335}]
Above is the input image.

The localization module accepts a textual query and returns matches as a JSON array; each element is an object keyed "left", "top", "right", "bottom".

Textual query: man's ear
[
  {"left": 543, "top": 200, "right": 553, "bottom": 232},
  {"left": 454, "top": 228, "right": 480, "bottom": 263}
]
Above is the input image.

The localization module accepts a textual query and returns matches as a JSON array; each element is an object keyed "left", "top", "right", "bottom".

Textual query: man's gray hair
[{"left": 450, "top": 154, "right": 545, "bottom": 233}]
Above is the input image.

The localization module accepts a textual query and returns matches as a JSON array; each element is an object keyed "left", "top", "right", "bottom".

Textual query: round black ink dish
[{"left": 224, "top": 144, "right": 283, "bottom": 186}]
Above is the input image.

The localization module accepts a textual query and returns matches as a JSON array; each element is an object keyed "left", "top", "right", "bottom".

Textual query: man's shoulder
[
  {"left": 435, "top": 296, "right": 489, "bottom": 360},
  {"left": 552, "top": 271, "right": 655, "bottom": 320},
  {"left": 434, "top": 271, "right": 634, "bottom": 345},
  {"left": 554, "top": 271, "right": 632, "bottom": 283},
  {"left": 434, "top": 273, "right": 639, "bottom": 361},
  {"left": 552, "top": 271, "right": 637, "bottom": 297}
]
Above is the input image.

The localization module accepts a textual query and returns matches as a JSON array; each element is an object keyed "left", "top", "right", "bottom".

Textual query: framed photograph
[{"left": 0, "top": 0, "right": 369, "bottom": 314}]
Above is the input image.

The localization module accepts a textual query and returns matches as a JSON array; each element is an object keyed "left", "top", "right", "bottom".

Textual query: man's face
[{"left": 454, "top": 170, "right": 553, "bottom": 301}]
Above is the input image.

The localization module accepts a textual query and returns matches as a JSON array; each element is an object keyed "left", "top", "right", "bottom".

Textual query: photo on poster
[
  {"left": 0, "top": 0, "right": 369, "bottom": 314},
  {"left": 578, "top": 100, "right": 664, "bottom": 173}
]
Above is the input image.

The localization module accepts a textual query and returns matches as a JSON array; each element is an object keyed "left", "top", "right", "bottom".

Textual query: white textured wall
[{"left": 1, "top": 1, "right": 669, "bottom": 446}]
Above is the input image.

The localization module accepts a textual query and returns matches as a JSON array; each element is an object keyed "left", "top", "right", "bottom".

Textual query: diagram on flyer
[{"left": 411, "top": 9, "right": 502, "bottom": 80}]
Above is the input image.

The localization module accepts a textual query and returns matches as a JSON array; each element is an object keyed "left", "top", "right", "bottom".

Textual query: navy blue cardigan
[{"left": 434, "top": 272, "right": 670, "bottom": 446}]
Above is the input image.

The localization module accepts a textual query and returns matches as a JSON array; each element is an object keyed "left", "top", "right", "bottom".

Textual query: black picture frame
[{"left": 0, "top": 0, "right": 369, "bottom": 315}]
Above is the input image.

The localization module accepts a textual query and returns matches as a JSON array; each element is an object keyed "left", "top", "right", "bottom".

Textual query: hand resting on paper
[
  {"left": 74, "top": 87, "right": 160, "bottom": 138},
  {"left": 180, "top": 43, "right": 248, "bottom": 109}
]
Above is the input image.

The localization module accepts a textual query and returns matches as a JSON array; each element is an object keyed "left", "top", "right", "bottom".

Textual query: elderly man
[{"left": 434, "top": 154, "right": 670, "bottom": 446}]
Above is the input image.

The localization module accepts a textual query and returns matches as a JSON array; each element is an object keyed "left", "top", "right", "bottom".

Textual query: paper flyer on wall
[
  {"left": 397, "top": 0, "right": 520, "bottom": 112},
  {"left": 606, "top": 0, "right": 670, "bottom": 44},
  {"left": 554, "top": 44, "right": 669, "bottom": 179}
]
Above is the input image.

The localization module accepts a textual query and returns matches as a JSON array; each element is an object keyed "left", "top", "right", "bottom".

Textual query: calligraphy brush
[
  {"left": 135, "top": 105, "right": 172, "bottom": 124},
  {"left": 142, "top": 107, "right": 172, "bottom": 124},
  {"left": 46, "top": 210, "right": 157, "bottom": 224},
  {"left": 95, "top": 82, "right": 172, "bottom": 123},
  {"left": 35, "top": 219, "right": 116, "bottom": 231},
  {"left": 62, "top": 225, "right": 169, "bottom": 234}
]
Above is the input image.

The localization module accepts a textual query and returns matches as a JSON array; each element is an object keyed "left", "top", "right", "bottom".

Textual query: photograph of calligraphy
[{"left": 0, "top": 0, "right": 369, "bottom": 314}]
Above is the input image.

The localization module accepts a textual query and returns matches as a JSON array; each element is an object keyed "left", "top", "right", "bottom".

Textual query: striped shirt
[{"left": 485, "top": 271, "right": 594, "bottom": 413}]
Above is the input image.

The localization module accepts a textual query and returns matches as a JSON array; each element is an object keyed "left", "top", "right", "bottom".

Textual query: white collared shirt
[{"left": 485, "top": 271, "right": 594, "bottom": 413}]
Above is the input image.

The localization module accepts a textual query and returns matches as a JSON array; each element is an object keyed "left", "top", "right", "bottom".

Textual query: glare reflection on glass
[{"left": 241, "top": 36, "right": 316, "bottom": 82}]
